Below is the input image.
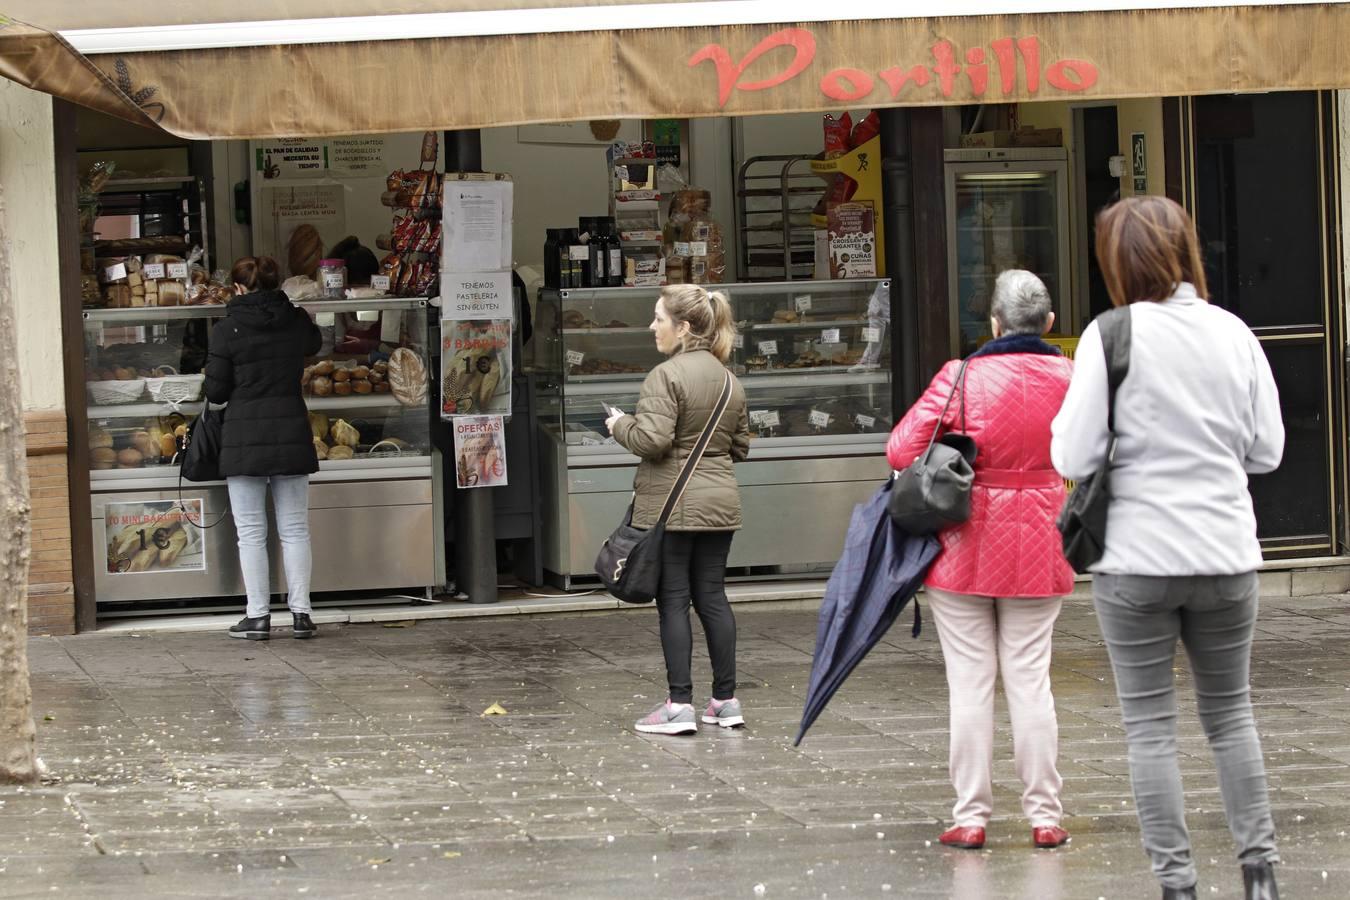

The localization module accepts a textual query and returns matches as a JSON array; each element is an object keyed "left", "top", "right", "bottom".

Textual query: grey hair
[{"left": 990, "top": 269, "right": 1053, "bottom": 335}]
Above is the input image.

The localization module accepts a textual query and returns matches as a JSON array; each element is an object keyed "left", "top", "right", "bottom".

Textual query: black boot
[
  {"left": 1243, "top": 861, "right": 1279, "bottom": 900},
  {"left": 228, "top": 615, "right": 270, "bottom": 640},
  {"left": 1162, "top": 886, "right": 1197, "bottom": 900},
  {"left": 292, "top": 613, "right": 317, "bottom": 639}
]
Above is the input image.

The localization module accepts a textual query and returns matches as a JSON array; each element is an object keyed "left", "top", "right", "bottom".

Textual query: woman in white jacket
[{"left": 1051, "top": 197, "right": 1283, "bottom": 900}]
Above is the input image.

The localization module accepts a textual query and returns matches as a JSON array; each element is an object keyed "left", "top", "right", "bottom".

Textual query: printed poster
[
  {"left": 441, "top": 319, "right": 512, "bottom": 417},
  {"left": 105, "top": 500, "right": 206, "bottom": 574},
  {"left": 452, "top": 416, "right": 508, "bottom": 489}
]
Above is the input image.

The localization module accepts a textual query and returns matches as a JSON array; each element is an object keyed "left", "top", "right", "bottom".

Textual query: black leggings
[{"left": 657, "top": 531, "right": 737, "bottom": 704}]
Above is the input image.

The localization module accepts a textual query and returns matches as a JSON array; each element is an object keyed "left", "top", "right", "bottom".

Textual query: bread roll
[
  {"left": 351, "top": 366, "right": 370, "bottom": 380},
  {"left": 333, "top": 381, "right": 353, "bottom": 396},
  {"left": 373, "top": 382, "right": 391, "bottom": 393},
  {"left": 313, "top": 437, "right": 328, "bottom": 460},
  {"left": 130, "top": 430, "right": 157, "bottom": 459},
  {"left": 327, "top": 445, "right": 355, "bottom": 461},
  {"left": 89, "top": 425, "right": 113, "bottom": 450},
  {"left": 332, "top": 368, "right": 351, "bottom": 383},
  {"left": 352, "top": 379, "right": 373, "bottom": 394},
  {"left": 117, "top": 448, "right": 144, "bottom": 467},
  {"left": 314, "top": 360, "right": 335, "bottom": 376},
  {"left": 159, "top": 433, "right": 178, "bottom": 458},
  {"left": 311, "top": 376, "right": 333, "bottom": 397},
  {"left": 92, "top": 447, "right": 117, "bottom": 470}
]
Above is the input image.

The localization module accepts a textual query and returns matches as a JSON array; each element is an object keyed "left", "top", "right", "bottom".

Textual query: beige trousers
[{"left": 926, "top": 587, "right": 1064, "bottom": 828}]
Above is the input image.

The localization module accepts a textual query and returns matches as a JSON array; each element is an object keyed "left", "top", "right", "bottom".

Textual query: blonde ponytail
[{"left": 660, "top": 284, "right": 738, "bottom": 363}]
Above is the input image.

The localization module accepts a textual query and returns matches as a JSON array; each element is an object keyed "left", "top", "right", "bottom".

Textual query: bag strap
[
  {"left": 1099, "top": 306, "right": 1132, "bottom": 436},
  {"left": 656, "top": 370, "right": 734, "bottom": 524},
  {"left": 920, "top": 358, "right": 972, "bottom": 460},
  {"left": 175, "top": 406, "right": 229, "bottom": 530}
]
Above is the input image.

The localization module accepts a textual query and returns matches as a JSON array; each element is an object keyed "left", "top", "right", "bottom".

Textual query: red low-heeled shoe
[
  {"left": 1033, "top": 825, "right": 1070, "bottom": 848},
  {"left": 938, "top": 825, "right": 986, "bottom": 849}
]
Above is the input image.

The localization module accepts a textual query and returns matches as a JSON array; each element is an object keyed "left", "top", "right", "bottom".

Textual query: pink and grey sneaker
[
  {"left": 701, "top": 697, "right": 745, "bottom": 728},
  {"left": 635, "top": 700, "right": 698, "bottom": 735}
]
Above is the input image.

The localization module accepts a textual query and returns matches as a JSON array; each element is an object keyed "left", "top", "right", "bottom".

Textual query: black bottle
[
  {"left": 602, "top": 219, "right": 624, "bottom": 287},
  {"left": 543, "top": 228, "right": 561, "bottom": 288},
  {"left": 561, "top": 228, "right": 583, "bottom": 289},
  {"left": 578, "top": 217, "right": 597, "bottom": 287}
]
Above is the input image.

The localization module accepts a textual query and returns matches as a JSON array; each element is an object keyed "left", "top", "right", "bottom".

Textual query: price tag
[
  {"left": 142, "top": 263, "right": 166, "bottom": 279},
  {"left": 862, "top": 326, "right": 882, "bottom": 343},
  {"left": 749, "top": 410, "right": 767, "bottom": 425},
  {"left": 758, "top": 340, "right": 778, "bottom": 356},
  {"left": 565, "top": 350, "right": 585, "bottom": 367},
  {"left": 762, "top": 410, "right": 780, "bottom": 428},
  {"left": 167, "top": 262, "right": 189, "bottom": 280},
  {"left": 371, "top": 275, "right": 391, "bottom": 291},
  {"left": 103, "top": 262, "right": 128, "bottom": 282},
  {"left": 855, "top": 414, "right": 876, "bottom": 429},
  {"left": 821, "top": 328, "right": 841, "bottom": 344},
  {"left": 809, "top": 409, "right": 832, "bottom": 428},
  {"left": 731, "top": 333, "right": 744, "bottom": 350},
  {"left": 674, "top": 241, "right": 692, "bottom": 256},
  {"left": 690, "top": 241, "right": 708, "bottom": 257},
  {"left": 794, "top": 295, "right": 813, "bottom": 313},
  {"left": 322, "top": 273, "right": 345, "bottom": 289}
]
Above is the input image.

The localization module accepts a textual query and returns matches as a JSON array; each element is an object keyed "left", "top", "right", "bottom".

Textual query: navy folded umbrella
[{"left": 795, "top": 480, "right": 940, "bottom": 746}]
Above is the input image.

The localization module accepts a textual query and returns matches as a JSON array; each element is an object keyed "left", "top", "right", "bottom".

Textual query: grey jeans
[
  {"left": 226, "top": 475, "right": 312, "bottom": 619},
  {"left": 1093, "top": 572, "right": 1279, "bottom": 889}
]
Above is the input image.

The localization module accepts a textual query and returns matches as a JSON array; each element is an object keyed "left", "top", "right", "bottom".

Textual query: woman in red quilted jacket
[{"left": 887, "top": 269, "right": 1074, "bottom": 852}]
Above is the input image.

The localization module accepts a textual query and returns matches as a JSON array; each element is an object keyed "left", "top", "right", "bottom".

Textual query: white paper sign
[
  {"left": 821, "top": 328, "right": 841, "bottom": 344},
  {"left": 452, "top": 415, "right": 508, "bottom": 489},
  {"left": 794, "top": 295, "right": 813, "bottom": 313},
  {"left": 674, "top": 241, "right": 692, "bottom": 256},
  {"left": 142, "top": 263, "right": 166, "bottom": 279},
  {"left": 855, "top": 414, "right": 876, "bottom": 428},
  {"left": 443, "top": 179, "right": 514, "bottom": 273},
  {"left": 103, "top": 262, "right": 127, "bottom": 282},
  {"left": 690, "top": 241, "right": 708, "bottom": 257},
  {"left": 370, "top": 275, "right": 391, "bottom": 292},
  {"left": 762, "top": 410, "right": 780, "bottom": 427},
  {"left": 446, "top": 273, "right": 512, "bottom": 320},
  {"left": 749, "top": 410, "right": 766, "bottom": 424},
  {"left": 809, "top": 409, "right": 832, "bottom": 428},
  {"left": 167, "top": 263, "right": 189, "bottom": 280},
  {"left": 322, "top": 272, "right": 345, "bottom": 289},
  {"left": 731, "top": 333, "right": 744, "bottom": 350},
  {"left": 566, "top": 350, "right": 585, "bottom": 367},
  {"left": 758, "top": 340, "right": 778, "bottom": 356},
  {"left": 862, "top": 326, "right": 882, "bottom": 343}
]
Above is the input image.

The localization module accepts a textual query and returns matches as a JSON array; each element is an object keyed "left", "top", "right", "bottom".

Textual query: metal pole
[
  {"left": 879, "top": 109, "right": 922, "bottom": 415},
  {"left": 444, "top": 129, "right": 499, "bottom": 604}
]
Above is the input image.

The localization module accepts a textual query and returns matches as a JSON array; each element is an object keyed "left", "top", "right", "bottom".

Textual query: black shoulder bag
[
  {"left": 1057, "top": 306, "right": 1132, "bottom": 573},
  {"left": 596, "top": 370, "right": 734, "bottom": 604},
  {"left": 888, "top": 359, "right": 978, "bottom": 535}
]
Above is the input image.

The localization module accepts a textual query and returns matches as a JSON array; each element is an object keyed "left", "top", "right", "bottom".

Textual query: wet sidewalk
[{"left": 5, "top": 595, "right": 1350, "bottom": 898}]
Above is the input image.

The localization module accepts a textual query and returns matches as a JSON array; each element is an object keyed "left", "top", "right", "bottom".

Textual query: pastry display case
[
  {"left": 533, "top": 279, "right": 894, "bottom": 587},
  {"left": 83, "top": 297, "right": 439, "bottom": 606}
]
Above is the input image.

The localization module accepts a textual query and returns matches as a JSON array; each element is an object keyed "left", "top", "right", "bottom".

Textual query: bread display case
[
  {"left": 533, "top": 279, "right": 893, "bottom": 587},
  {"left": 83, "top": 297, "right": 439, "bottom": 607}
]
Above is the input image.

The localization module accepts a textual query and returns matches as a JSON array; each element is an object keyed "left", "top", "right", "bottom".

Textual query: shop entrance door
[{"left": 1188, "top": 92, "right": 1344, "bottom": 557}]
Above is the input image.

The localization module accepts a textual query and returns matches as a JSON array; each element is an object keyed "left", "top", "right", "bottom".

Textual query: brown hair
[
  {"left": 230, "top": 256, "right": 281, "bottom": 292},
  {"left": 1095, "top": 196, "right": 1208, "bottom": 307},
  {"left": 659, "top": 284, "right": 736, "bottom": 362}
]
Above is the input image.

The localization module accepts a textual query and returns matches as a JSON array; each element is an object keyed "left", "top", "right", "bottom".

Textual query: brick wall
[{"left": 24, "top": 411, "right": 75, "bottom": 635}]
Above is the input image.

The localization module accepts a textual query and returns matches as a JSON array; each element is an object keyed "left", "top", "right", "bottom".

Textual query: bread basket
[
  {"left": 87, "top": 379, "right": 147, "bottom": 406},
  {"left": 145, "top": 367, "right": 205, "bottom": 406}
]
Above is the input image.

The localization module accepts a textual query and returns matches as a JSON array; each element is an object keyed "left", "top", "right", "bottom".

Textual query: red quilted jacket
[{"left": 887, "top": 344, "right": 1074, "bottom": 598}]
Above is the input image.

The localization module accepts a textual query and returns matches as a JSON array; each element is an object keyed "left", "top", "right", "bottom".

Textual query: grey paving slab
[{"left": 4, "top": 595, "right": 1350, "bottom": 897}]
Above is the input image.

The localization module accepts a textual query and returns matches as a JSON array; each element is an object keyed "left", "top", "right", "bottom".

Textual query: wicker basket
[
  {"left": 146, "top": 373, "right": 205, "bottom": 405},
  {"left": 87, "top": 379, "right": 146, "bottom": 406}
]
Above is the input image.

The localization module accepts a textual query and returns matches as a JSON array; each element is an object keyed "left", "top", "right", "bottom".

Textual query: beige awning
[{"left": 1, "top": 2, "right": 1347, "bottom": 139}]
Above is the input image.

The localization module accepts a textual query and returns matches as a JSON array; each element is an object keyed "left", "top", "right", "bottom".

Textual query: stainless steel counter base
[
  {"left": 92, "top": 472, "right": 436, "bottom": 605},
  {"left": 541, "top": 432, "right": 890, "bottom": 588}
]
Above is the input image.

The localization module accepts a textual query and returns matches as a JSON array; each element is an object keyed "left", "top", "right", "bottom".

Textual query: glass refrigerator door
[{"left": 946, "top": 164, "right": 1068, "bottom": 356}]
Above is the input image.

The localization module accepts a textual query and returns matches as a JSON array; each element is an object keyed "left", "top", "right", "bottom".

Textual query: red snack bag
[
  {"left": 850, "top": 110, "right": 880, "bottom": 148},
  {"left": 823, "top": 112, "right": 853, "bottom": 158}
]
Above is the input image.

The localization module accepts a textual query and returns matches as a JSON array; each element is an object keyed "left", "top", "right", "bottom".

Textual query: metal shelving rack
[
  {"left": 735, "top": 155, "right": 823, "bottom": 282},
  {"left": 94, "top": 175, "right": 210, "bottom": 269}
]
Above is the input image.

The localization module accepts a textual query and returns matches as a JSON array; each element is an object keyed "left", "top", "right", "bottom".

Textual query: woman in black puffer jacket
[{"left": 205, "top": 256, "right": 322, "bottom": 641}]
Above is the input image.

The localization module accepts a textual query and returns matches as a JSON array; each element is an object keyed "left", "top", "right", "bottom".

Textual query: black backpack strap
[
  {"left": 1098, "top": 306, "right": 1132, "bottom": 435},
  {"left": 657, "top": 370, "right": 734, "bottom": 524}
]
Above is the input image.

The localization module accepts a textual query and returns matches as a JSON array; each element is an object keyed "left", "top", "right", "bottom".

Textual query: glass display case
[
  {"left": 533, "top": 279, "right": 894, "bottom": 587},
  {"left": 944, "top": 148, "right": 1070, "bottom": 356},
  {"left": 83, "top": 297, "right": 438, "bottom": 605}
]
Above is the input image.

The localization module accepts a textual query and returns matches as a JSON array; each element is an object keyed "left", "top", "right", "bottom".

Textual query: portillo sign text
[{"left": 690, "top": 28, "right": 1098, "bottom": 107}]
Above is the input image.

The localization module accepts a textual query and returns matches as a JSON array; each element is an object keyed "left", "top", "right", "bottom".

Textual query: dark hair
[
  {"left": 230, "top": 256, "right": 281, "bottom": 292},
  {"left": 1095, "top": 196, "right": 1209, "bottom": 307},
  {"left": 329, "top": 235, "right": 380, "bottom": 287}
]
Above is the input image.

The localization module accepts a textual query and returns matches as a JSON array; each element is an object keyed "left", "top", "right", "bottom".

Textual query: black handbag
[
  {"left": 1057, "top": 306, "right": 1132, "bottom": 573},
  {"left": 596, "top": 370, "right": 734, "bottom": 604},
  {"left": 178, "top": 404, "right": 224, "bottom": 483},
  {"left": 889, "top": 359, "right": 978, "bottom": 535}
]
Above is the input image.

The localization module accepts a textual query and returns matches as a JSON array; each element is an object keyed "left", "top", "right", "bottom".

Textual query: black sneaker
[
  {"left": 292, "top": 613, "right": 317, "bottom": 639},
  {"left": 228, "top": 615, "right": 270, "bottom": 641}
]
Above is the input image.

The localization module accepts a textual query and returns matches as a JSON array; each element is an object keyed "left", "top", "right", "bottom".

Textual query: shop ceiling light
[{"left": 60, "top": 0, "right": 1317, "bottom": 54}]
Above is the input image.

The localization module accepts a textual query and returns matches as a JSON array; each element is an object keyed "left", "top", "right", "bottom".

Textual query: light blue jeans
[{"left": 226, "top": 475, "right": 312, "bottom": 619}]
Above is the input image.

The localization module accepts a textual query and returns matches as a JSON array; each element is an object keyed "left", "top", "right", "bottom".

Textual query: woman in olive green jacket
[{"left": 606, "top": 284, "right": 751, "bottom": 735}]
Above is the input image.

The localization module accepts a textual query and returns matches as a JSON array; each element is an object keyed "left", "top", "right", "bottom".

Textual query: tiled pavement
[{"left": 5, "top": 594, "right": 1350, "bottom": 897}]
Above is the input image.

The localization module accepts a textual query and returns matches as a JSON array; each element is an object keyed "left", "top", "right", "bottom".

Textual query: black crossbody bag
[
  {"left": 888, "top": 358, "right": 978, "bottom": 534},
  {"left": 596, "top": 370, "right": 734, "bottom": 604},
  {"left": 1057, "top": 306, "right": 1131, "bottom": 572}
]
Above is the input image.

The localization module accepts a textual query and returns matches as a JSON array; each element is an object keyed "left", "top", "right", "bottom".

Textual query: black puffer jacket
[{"left": 205, "top": 290, "right": 322, "bottom": 478}]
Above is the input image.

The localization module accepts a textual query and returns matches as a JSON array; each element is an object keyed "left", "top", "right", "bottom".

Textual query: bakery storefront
[{"left": 1, "top": 2, "right": 1347, "bottom": 630}]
